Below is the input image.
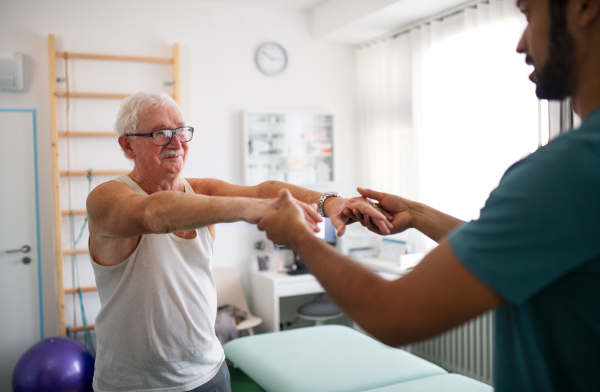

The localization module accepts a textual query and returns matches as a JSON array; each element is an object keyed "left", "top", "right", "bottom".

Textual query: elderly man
[
  {"left": 86, "top": 92, "right": 391, "bottom": 392},
  {"left": 257, "top": 0, "right": 600, "bottom": 390}
]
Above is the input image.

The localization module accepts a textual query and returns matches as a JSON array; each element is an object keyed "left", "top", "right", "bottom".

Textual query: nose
[
  {"left": 167, "top": 132, "right": 183, "bottom": 149},
  {"left": 516, "top": 25, "right": 528, "bottom": 54}
]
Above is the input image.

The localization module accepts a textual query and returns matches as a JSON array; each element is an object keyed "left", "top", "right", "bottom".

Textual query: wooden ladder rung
[
  {"left": 68, "top": 324, "right": 95, "bottom": 333},
  {"left": 55, "top": 51, "right": 173, "bottom": 64},
  {"left": 65, "top": 286, "right": 98, "bottom": 295},
  {"left": 55, "top": 92, "right": 175, "bottom": 100},
  {"left": 61, "top": 209, "right": 87, "bottom": 216},
  {"left": 60, "top": 170, "right": 129, "bottom": 177},
  {"left": 59, "top": 131, "right": 117, "bottom": 137},
  {"left": 55, "top": 92, "right": 130, "bottom": 99},
  {"left": 63, "top": 248, "right": 88, "bottom": 255}
]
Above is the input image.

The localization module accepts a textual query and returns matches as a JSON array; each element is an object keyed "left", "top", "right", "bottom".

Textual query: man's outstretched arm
[
  {"left": 192, "top": 178, "right": 393, "bottom": 236},
  {"left": 258, "top": 190, "right": 502, "bottom": 347},
  {"left": 348, "top": 188, "right": 464, "bottom": 243},
  {"left": 87, "top": 181, "right": 321, "bottom": 240}
]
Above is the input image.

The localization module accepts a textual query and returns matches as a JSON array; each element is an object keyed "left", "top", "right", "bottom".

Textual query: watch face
[{"left": 255, "top": 42, "right": 287, "bottom": 76}]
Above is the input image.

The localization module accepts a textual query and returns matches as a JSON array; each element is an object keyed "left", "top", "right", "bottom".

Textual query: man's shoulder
[
  {"left": 86, "top": 180, "right": 138, "bottom": 212},
  {"left": 504, "top": 125, "right": 600, "bottom": 186},
  {"left": 89, "top": 179, "right": 133, "bottom": 197}
]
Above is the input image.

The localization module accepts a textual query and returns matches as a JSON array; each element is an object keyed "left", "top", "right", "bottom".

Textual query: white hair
[{"left": 114, "top": 92, "right": 182, "bottom": 137}]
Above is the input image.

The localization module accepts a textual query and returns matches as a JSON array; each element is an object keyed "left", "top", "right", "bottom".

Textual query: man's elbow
[
  {"left": 141, "top": 198, "right": 171, "bottom": 234},
  {"left": 256, "top": 180, "right": 283, "bottom": 198},
  {"left": 362, "top": 323, "right": 415, "bottom": 348}
]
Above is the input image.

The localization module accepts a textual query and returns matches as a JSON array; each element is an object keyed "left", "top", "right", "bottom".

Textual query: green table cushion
[
  {"left": 362, "top": 374, "right": 493, "bottom": 392},
  {"left": 224, "top": 325, "right": 447, "bottom": 392}
]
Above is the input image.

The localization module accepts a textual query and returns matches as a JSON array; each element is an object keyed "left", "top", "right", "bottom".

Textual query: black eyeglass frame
[{"left": 125, "top": 126, "right": 194, "bottom": 146}]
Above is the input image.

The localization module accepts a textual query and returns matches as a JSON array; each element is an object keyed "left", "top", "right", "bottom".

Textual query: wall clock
[{"left": 255, "top": 42, "right": 288, "bottom": 76}]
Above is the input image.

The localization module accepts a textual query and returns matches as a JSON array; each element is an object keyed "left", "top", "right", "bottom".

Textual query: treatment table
[{"left": 224, "top": 325, "right": 493, "bottom": 392}]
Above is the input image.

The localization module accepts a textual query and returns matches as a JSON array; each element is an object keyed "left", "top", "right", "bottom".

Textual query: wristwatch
[{"left": 317, "top": 192, "right": 341, "bottom": 217}]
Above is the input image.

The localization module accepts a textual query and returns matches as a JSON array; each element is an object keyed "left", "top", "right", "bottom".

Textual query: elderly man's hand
[
  {"left": 244, "top": 192, "right": 322, "bottom": 234},
  {"left": 343, "top": 188, "right": 414, "bottom": 235},
  {"left": 257, "top": 189, "right": 315, "bottom": 248},
  {"left": 324, "top": 195, "right": 393, "bottom": 236}
]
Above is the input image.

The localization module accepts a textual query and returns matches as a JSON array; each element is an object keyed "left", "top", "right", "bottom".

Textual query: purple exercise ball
[{"left": 12, "top": 337, "right": 94, "bottom": 392}]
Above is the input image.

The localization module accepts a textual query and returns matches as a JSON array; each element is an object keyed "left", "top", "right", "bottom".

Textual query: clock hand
[{"left": 261, "top": 51, "right": 276, "bottom": 61}]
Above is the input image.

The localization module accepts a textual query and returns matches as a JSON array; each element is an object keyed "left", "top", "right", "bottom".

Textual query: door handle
[{"left": 5, "top": 245, "right": 31, "bottom": 254}]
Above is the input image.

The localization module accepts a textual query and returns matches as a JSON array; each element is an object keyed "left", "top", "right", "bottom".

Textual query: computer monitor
[{"left": 315, "top": 217, "right": 337, "bottom": 246}]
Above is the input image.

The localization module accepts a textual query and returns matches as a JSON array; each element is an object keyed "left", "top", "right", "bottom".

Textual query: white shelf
[{"left": 243, "top": 111, "right": 335, "bottom": 186}]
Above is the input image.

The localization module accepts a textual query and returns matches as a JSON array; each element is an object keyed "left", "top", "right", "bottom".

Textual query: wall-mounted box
[{"left": 0, "top": 51, "right": 24, "bottom": 91}]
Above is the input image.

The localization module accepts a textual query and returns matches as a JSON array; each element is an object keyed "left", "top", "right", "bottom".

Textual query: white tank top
[{"left": 91, "top": 175, "right": 224, "bottom": 392}]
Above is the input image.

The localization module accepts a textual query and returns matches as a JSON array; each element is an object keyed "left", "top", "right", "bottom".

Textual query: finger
[
  {"left": 308, "top": 221, "right": 319, "bottom": 232},
  {"left": 378, "top": 207, "right": 394, "bottom": 220},
  {"left": 374, "top": 218, "right": 391, "bottom": 234},
  {"left": 364, "top": 215, "right": 380, "bottom": 235},
  {"left": 343, "top": 209, "right": 362, "bottom": 224},
  {"left": 257, "top": 214, "right": 271, "bottom": 231},
  {"left": 279, "top": 188, "right": 294, "bottom": 204},
  {"left": 329, "top": 215, "right": 346, "bottom": 237},
  {"left": 303, "top": 211, "right": 321, "bottom": 232},
  {"left": 355, "top": 202, "right": 389, "bottom": 223},
  {"left": 299, "top": 200, "right": 322, "bottom": 220},
  {"left": 357, "top": 187, "right": 386, "bottom": 201},
  {"left": 352, "top": 208, "right": 366, "bottom": 226}
]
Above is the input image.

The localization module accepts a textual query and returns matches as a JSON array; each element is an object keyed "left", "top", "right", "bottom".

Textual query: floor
[{"left": 229, "top": 365, "right": 266, "bottom": 392}]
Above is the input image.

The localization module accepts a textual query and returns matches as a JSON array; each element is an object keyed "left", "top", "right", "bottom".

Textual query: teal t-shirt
[{"left": 449, "top": 106, "right": 600, "bottom": 391}]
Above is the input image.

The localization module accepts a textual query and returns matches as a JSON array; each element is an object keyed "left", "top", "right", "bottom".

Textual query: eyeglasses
[{"left": 125, "top": 127, "right": 194, "bottom": 146}]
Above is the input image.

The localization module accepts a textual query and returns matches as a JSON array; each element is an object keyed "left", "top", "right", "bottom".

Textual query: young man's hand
[
  {"left": 257, "top": 189, "right": 318, "bottom": 248},
  {"left": 343, "top": 188, "right": 414, "bottom": 235},
  {"left": 243, "top": 193, "right": 322, "bottom": 233},
  {"left": 324, "top": 195, "right": 393, "bottom": 236}
]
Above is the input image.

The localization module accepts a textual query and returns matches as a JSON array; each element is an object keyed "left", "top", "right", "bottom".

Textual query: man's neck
[
  {"left": 129, "top": 169, "right": 184, "bottom": 195},
  {"left": 571, "top": 71, "right": 600, "bottom": 120},
  {"left": 571, "top": 31, "right": 600, "bottom": 119}
]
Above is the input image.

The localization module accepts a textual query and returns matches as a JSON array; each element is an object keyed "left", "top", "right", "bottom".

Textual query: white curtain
[{"left": 356, "top": 0, "right": 539, "bottom": 251}]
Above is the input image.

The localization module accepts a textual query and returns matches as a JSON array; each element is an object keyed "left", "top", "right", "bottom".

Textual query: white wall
[{"left": 0, "top": 0, "right": 359, "bottom": 337}]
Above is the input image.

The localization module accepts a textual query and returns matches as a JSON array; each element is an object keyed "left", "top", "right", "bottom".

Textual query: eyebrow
[{"left": 151, "top": 123, "right": 186, "bottom": 131}]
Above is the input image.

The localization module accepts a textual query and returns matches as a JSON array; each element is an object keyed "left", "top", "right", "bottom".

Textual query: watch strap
[{"left": 318, "top": 192, "right": 340, "bottom": 217}]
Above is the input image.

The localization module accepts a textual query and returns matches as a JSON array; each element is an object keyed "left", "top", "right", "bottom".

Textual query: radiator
[{"left": 403, "top": 311, "right": 494, "bottom": 385}]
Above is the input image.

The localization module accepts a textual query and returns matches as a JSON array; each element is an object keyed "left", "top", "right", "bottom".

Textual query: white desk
[{"left": 250, "top": 258, "right": 412, "bottom": 333}]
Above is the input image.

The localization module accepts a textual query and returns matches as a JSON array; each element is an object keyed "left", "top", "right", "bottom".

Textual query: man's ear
[
  {"left": 118, "top": 135, "right": 135, "bottom": 159},
  {"left": 576, "top": 0, "right": 600, "bottom": 28}
]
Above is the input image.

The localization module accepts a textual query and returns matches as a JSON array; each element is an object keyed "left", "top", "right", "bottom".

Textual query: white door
[{"left": 0, "top": 110, "right": 41, "bottom": 390}]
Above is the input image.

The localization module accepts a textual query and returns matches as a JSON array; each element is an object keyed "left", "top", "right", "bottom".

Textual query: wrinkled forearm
[
  {"left": 141, "top": 191, "right": 257, "bottom": 234},
  {"left": 255, "top": 181, "right": 322, "bottom": 205}
]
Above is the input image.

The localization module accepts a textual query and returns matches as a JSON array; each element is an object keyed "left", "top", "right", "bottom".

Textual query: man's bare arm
[
  {"left": 87, "top": 181, "right": 320, "bottom": 240},
  {"left": 192, "top": 178, "right": 393, "bottom": 236},
  {"left": 258, "top": 190, "right": 502, "bottom": 347},
  {"left": 354, "top": 188, "right": 464, "bottom": 242}
]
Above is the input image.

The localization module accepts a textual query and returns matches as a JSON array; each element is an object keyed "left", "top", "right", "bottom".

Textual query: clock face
[{"left": 255, "top": 42, "right": 287, "bottom": 76}]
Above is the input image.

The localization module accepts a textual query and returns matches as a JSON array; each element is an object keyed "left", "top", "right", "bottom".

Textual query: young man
[{"left": 257, "top": 0, "right": 600, "bottom": 390}]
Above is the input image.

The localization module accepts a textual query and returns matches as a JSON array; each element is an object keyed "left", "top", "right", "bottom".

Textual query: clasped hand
[{"left": 256, "top": 189, "right": 395, "bottom": 248}]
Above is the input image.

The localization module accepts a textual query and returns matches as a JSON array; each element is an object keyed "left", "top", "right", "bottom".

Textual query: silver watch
[{"left": 318, "top": 192, "right": 341, "bottom": 217}]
